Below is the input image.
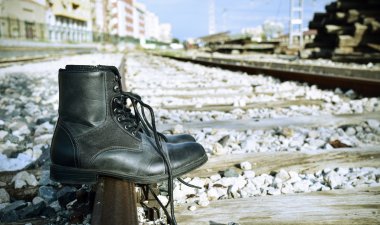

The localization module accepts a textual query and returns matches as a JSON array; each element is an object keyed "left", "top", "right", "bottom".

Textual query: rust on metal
[
  {"left": 165, "top": 55, "right": 380, "bottom": 97},
  {"left": 91, "top": 176, "right": 138, "bottom": 225}
]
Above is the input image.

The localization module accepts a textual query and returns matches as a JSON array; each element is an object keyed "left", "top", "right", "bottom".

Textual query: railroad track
[
  {"left": 124, "top": 52, "right": 380, "bottom": 224},
  {"left": 0, "top": 49, "right": 94, "bottom": 68},
  {"left": 159, "top": 54, "right": 380, "bottom": 97},
  {"left": 0, "top": 56, "right": 51, "bottom": 68},
  {"left": 0, "top": 51, "right": 379, "bottom": 224}
]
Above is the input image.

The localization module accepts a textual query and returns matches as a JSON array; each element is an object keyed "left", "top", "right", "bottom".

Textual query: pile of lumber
[
  {"left": 198, "top": 33, "right": 280, "bottom": 54},
  {"left": 305, "top": 0, "right": 380, "bottom": 63},
  {"left": 214, "top": 42, "right": 279, "bottom": 54}
]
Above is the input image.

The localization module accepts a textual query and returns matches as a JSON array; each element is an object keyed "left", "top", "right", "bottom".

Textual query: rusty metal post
[{"left": 91, "top": 177, "right": 138, "bottom": 225}]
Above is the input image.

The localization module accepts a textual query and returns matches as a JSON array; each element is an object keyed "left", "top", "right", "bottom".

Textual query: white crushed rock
[
  {"left": 168, "top": 167, "right": 380, "bottom": 205},
  {"left": 190, "top": 123, "right": 380, "bottom": 155},
  {"left": 126, "top": 53, "right": 380, "bottom": 220},
  {"left": 0, "top": 53, "right": 123, "bottom": 171}
]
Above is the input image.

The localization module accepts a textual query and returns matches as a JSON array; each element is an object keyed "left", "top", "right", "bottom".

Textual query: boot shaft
[
  {"left": 58, "top": 65, "right": 121, "bottom": 131},
  {"left": 52, "top": 65, "right": 132, "bottom": 167}
]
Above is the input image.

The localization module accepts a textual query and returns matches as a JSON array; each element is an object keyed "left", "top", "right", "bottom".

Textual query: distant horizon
[{"left": 139, "top": 0, "right": 333, "bottom": 40}]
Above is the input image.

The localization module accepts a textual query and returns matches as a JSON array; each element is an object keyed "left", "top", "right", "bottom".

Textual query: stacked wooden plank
[
  {"left": 214, "top": 42, "right": 279, "bottom": 54},
  {"left": 197, "top": 33, "right": 280, "bottom": 54},
  {"left": 305, "top": 0, "right": 380, "bottom": 63}
]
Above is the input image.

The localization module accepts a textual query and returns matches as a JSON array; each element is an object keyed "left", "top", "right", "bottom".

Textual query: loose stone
[
  {"left": 32, "top": 196, "right": 45, "bottom": 205},
  {"left": 11, "top": 171, "right": 38, "bottom": 188},
  {"left": 56, "top": 186, "right": 77, "bottom": 208},
  {"left": 275, "top": 169, "right": 290, "bottom": 182},
  {"left": 17, "top": 202, "right": 46, "bottom": 220},
  {"left": 240, "top": 161, "right": 252, "bottom": 170},
  {"left": 223, "top": 168, "right": 239, "bottom": 178},
  {"left": 0, "top": 189, "right": 10, "bottom": 204},
  {"left": 38, "top": 186, "right": 57, "bottom": 204},
  {"left": 325, "top": 171, "right": 343, "bottom": 189},
  {"left": 243, "top": 170, "right": 255, "bottom": 178}
]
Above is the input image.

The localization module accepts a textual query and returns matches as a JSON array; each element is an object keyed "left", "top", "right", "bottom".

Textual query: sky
[{"left": 139, "top": 0, "right": 334, "bottom": 40}]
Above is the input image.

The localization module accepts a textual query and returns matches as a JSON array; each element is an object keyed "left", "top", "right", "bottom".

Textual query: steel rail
[
  {"left": 91, "top": 177, "right": 138, "bottom": 225},
  {"left": 0, "top": 50, "right": 94, "bottom": 68},
  {"left": 163, "top": 55, "right": 380, "bottom": 97}
]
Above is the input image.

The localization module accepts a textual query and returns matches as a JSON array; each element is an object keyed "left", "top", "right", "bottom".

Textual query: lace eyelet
[
  {"left": 124, "top": 125, "right": 129, "bottom": 130},
  {"left": 113, "top": 108, "right": 118, "bottom": 113},
  {"left": 113, "top": 85, "right": 119, "bottom": 92},
  {"left": 117, "top": 117, "right": 122, "bottom": 122}
]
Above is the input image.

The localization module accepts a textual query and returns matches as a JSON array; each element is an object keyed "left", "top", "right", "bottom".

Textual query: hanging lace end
[{"left": 177, "top": 177, "right": 202, "bottom": 189}]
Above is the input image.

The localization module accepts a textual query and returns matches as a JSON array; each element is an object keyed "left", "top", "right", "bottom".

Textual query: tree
[
  {"left": 262, "top": 20, "right": 284, "bottom": 40},
  {"left": 172, "top": 38, "right": 180, "bottom": 43}
]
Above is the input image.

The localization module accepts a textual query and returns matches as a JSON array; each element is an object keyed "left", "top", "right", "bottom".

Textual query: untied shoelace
[{"left": 113, "top": 72, "right": 201, "bottom": 224}]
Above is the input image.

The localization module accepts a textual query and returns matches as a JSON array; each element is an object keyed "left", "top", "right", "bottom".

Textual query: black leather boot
[{"left": 50, "top": 65, "right": 207, "bottom": 185}]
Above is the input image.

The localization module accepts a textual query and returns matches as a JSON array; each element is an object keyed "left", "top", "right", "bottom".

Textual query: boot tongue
[
  {"left": 97, "top": 65, "right": 122, "bottom": 87},
  {"left": 97, "top": 65, "right": 120, "bottom": 76}
]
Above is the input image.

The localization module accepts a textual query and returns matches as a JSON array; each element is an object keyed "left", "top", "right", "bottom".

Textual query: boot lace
[
  {"left": 112, "top": 74, "right": 176, "bottom": 224},
  {"left": 122, "top": 91, "right": 170, "bottom": 142},
  {"left": 113, "top": 73, "right": 201, "bottom": 224},
  {"left": 124, "top": 92, "right": 177, "bottom": 224}
]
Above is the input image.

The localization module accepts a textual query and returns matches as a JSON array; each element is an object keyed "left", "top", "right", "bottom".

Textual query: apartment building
[
  {"left": 106, "top": 0, "right": 171, "bottom": 43},
  {"left": 133, "top": 2, "right": 145, "bottom": 40},
  {"left": 145, "top": 11, "right": 160, "bottom": 40},
  {"left": 92, "top": 0, "right": 106, "bottom": 35},
  {"left": 104, "top": 0, "right": 136, "bottom": 39},
  {"left": 46, "top": 0, "right": 92, "bottom": 42},
  {"left": 159, "top": 23, "right": 172, "bottom": 43}
]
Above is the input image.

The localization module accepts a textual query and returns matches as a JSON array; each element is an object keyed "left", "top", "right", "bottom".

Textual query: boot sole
[{"left": 50, "top": 155, "right": 208, "bottom": 184}]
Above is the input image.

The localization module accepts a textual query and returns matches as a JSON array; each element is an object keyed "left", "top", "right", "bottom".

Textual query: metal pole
[
  {"left": 299, "top": 0, "right": 304, "bottom": 48},
  {"left": 289, "top": 0, "right": 304, "bottom": 48},
  {"left": 289, "top": 0, "right": 293, "bottom": 46}
]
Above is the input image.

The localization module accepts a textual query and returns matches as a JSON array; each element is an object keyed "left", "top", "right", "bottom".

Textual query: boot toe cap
[{"left": 167, "top": 142, "right": 208, "bottom": 173}]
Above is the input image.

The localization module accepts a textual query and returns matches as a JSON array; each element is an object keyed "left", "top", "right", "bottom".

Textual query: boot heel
[{"left": 50, "top": 164, "right": 98, "bottom": 184}]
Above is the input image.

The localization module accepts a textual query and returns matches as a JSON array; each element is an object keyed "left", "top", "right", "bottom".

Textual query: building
[
  {"left": 105, "top": 0, "right": 172, "bottom": 43},
  {"left": 100, "top": 0, "right": 172, "bottom": 43},
  {"left": 159, "top": 23, "right": 172, "bottom": 43},
  {"left": 303, "top": 29, "right": 317, "bottom": 44},
  {"left": 105, "top": 0, "right": 135, "bottom": 40},
  {"left": 145, "top": 11, "right": 160, "bottom": 40},
  {"left": 46, "top": 0, "right": 93, "bottom": 42},
  {"left": 133, "top": 2, "right": 145, "bottom": 40},
  {"left": 92, "top": 0, "right": 107, "bottom": 37},
  {"left": 0, "top": 0, "right": 47, "bottom": 40},
  {"left": 0, "top": 0, "right": 173, "bottom": 44}
]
